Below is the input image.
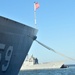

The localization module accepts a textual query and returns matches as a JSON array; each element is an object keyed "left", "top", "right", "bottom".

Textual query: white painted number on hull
[
  {"left": 0, "top": 44, "right": 5, "bottom": 61},
  {"left": 0, "top": 43, "right": 13, "bottom": 72}
]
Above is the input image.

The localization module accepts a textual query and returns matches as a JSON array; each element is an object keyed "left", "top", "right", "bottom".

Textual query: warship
[
  {"left": 19, "top": 56, "right": 75, "bottom": 75},
  {"left": 20, "top": 55, "right": 64, "bottom": 70},
  {"left": 0, "top": 16, "right": 37, "bottom": 75}
]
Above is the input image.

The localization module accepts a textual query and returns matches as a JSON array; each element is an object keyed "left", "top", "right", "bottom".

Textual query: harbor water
[{"left": 18, "top": 68, "right": 75, "bottom": 75}]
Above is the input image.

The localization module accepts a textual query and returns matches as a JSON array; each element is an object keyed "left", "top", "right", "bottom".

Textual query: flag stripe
[{"left": 35, "top": 2, "right": 40, "bottom": 9}]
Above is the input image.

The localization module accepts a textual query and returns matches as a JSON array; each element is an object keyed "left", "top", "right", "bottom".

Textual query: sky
[{"left": 0, "top": 0, "right": 75, "bottom": 64}]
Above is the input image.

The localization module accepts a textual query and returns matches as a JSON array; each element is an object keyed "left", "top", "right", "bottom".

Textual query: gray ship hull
[{"left": 0, "top": 16, "right": 37, "bottom": 75}]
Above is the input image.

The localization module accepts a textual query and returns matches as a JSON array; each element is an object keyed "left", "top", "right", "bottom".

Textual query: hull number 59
[{"left": 0, "top": 43, "right": 13, "bottom": 72}]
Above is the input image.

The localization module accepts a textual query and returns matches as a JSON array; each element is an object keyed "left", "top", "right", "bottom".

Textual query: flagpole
[{"left": 34, "top": 2, "right": 37, "bottom": 28}]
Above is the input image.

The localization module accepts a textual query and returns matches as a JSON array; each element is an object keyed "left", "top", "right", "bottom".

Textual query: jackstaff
[{"left": 34, "top": 2, "right": 40, "bottom": 28}]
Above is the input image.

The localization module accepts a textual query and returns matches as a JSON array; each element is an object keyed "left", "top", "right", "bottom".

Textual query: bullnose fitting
[{"left": 33, "top": 36, "right": 37, "bottom": 40}]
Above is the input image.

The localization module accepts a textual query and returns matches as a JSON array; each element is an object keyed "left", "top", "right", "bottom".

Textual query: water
[{"left": 18, "top": 68, "right": 75, "bottom": 75}]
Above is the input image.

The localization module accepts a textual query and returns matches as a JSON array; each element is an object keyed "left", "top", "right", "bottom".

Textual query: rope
[{"left": 35, "top": 40, "right": 75, "bottom": 61}]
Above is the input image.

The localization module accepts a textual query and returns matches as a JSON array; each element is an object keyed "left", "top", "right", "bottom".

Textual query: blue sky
[{"left": 0, "top": 0, "right": 75, "bottom": 64}]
